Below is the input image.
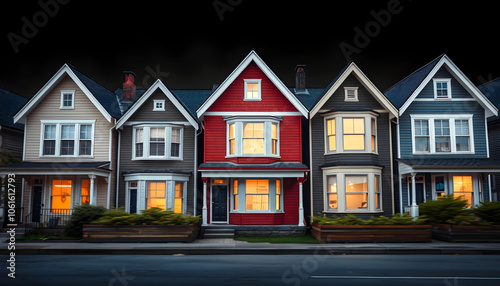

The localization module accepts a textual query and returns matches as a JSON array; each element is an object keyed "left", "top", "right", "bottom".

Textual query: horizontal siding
[
  {"left": 24, "top": 75, "right": 114, "bottom": 162},
  {"left": 416, "top": 67, "right": 473, "bottom": 99},
  {"left": 127, "top": 90, "right": 191, "bottom": 122},
  {"left": 204, "top": 116, "right": 226, "bottom": 162},
  {"left": 206, "top": 62, "right": 298, "bottom": 113},
  {"left": 0, "top": 128, "right": 24, "bottom": 159}
]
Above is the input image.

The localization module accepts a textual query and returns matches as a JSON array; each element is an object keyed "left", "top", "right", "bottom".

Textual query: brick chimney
[
  {"left": 295, "top": 65, "right": 306, "bottom": 92},
  {"left": 122, "top": 71, "right": 136, "bottom": 100}
]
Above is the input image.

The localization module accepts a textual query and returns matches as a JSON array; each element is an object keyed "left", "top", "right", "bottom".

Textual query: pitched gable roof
[
  {"left": 14, "top": 64, "right": 120, "bottom": 124},
  {"left": 310, "top": 62, "right": 398, "bottom": 118},
  {"left": 479, "top": 77, "right": 500, "bottom": 109},
  {"left": 0, "top": 88, "right": 28, "bottom": 130},
  {"left": 385, "top": 54, "right": 498, "bottom": 117},
  {"left": 196, "top": 50, "right": 308, "bottom": 118},
  {"left": 116, "top": 79, "right": 201, "bottom": 130}
]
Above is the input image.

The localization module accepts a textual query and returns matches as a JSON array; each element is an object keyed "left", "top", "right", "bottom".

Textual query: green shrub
[
  {"left": 445, "top": 215, "right": 492, "bottom": 226},
  {"left": 312, "top": 213, "right": 424, "bottom": 225},
  {"left": 91, "top": 209, "right": 140, "bottom": 225},
  {"left": 91, "top": 207, "right": 201, "bottom": 226},
  {"left": 64, "top": 204, "right": 107, "bottom": 237},
  {"left": 473, "top": 201, "right": 500, "bottom": 224},
  {"left": 418, "top": 195, "right": 469, "bottom": 223}
]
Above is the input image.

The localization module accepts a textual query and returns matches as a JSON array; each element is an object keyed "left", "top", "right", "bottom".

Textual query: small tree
[
  {"left": 473, "top": 201, "right": 500, "bottom": 224},
  {"left": 64, "top": 204, "right": 107, "bottom": 238},
  {"left": 418, "top": 195, "right": 469, "bottom": 223}
]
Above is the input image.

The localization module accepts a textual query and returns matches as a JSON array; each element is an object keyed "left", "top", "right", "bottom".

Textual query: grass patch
[{"left": 234, "top": 234, "right": 320, "bottom": 244}]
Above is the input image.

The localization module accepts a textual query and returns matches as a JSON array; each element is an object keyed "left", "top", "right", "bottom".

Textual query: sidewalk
[{"left": 2, "top": 237, "right": 500, "bottom": 255}]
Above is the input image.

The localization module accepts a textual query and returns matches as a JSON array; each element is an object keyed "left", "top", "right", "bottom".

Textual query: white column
[
  {"left": 410, "top": 173, "right": 419, "bottom": 217},
  {"left": 202, "top": 178, "right": 208, "bottom": 226},
  {"left": 298, "top": 178, "right": 304, "bottom": 227},
  {"left": 89, "top": 175, "right": 96, "bottom": 206}
]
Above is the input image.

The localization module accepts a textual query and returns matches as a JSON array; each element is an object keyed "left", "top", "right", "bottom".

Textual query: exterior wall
[
  {"left": 117, "top": 90, "right": 197, "bottom": 214},
  {"left": 399, "top": 69, "right": 488, "bottom": 159},
  {"left": 24, "top": 75, "right": 115, "bottom": 162},
  {"left": 0, "top": 127, "right": 24, "bottom": 158},
  {"left": 488, "top": 120, "right": 500, "bottom": 201},
  {"left": 310, "top": 74, "right": 393, "bottom": 218}
]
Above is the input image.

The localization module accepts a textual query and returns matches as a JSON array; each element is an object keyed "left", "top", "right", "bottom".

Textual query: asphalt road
[{"left": 2, "top": 254, "right": 500, "bottom": 286}]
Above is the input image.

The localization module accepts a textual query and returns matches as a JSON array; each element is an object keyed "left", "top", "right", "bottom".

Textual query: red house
[{"left": 197, "top": 51, "right": 309, "bottom": 232}]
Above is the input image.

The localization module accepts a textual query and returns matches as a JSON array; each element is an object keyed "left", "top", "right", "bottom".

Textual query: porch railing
[{"left": 24, "top": 208, "right": 73, "bottom": 236}]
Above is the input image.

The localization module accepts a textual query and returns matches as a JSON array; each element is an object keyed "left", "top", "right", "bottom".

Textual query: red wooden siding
[
  {"left": 206, "top": 62, "right": 298, "bottom": 113},
  {"left": 204, "top": 115, "right": 302, "bottom": 163}
]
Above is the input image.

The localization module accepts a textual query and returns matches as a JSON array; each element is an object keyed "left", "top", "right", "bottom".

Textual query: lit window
[
  {"left": 375, "top": 175, "right": 381, "bottom": 210},
  {"left": 433, "top": 79, "right": 451, "bottom": 99},
  {"left": 60, "top": 90, "right": 75, "bottom": 109},
  {"left": 371, "top": 118, "right": 376, "bottom": 152},
  {"left": 453, "top": 176, "right": 473, "bottom": 208},
  {"left": 275, "top": 179, "right": 281, "bottom": 211},
  {"left": 147, "top": 182, "right": 166, "bottom": 209},
  {"left": 233, "top": 180, "right": 239, "bottom": 211},
  {"left": 327, "top": 176, "right": 337, "bottom": 210},
  {"left": 174, "top": 182, "right": 183, "bottom": 214},
  {"left": 344, "top": 87, "right": 358, "bottom": 101},
  {"left": 244, "top": 79, "right": 261, "bottom": 100},
  {"left": 326, "top": 119, "right": 336, "bottom": 152},
  {"left": 81, "top": 179, "right": 90, "bottom": 205},
  {"left": 245, "top": 179, "right": 269, "bottom": 211},
  {"left": 227, "top": 120, "right": 279, "bottom": 157},
  {"left": 51, "top": 180, "right": 72, "bottom": 211},
  {"left": 243, "top": 123, "right": 265, "bottom": 154},
  {"left": 343, "top": 118, "right": 365, "bottom": 151},
  {"left": 271, "top": 123, "right": 278, "bottom": 155},
  {"left": 345, "top": 176, "right": 368, "bottom": 210},
  {"left": 229, "top": 124, "right": 236, "bottom": 155}
]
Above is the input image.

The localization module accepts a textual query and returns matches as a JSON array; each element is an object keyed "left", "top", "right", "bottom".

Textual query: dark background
[{"left": 1, "top": 0, "right": 499, "bottom": 98}]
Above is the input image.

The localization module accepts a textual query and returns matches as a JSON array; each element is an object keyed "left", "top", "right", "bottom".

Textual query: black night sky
[{"left": 1, "top": 0, "right": 499, "bottom": 98}]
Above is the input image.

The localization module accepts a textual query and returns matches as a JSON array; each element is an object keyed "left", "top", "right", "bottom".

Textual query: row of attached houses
[{"left": 2, "top": 51, "right": 500, "bottom": 232}]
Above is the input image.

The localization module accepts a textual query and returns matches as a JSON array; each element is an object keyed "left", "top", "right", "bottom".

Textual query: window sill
[
  {"left": 322, "top": 210, "right": 384, "bottom": 214},
  {"left": 59, "top": 107, "right": 75, "bottom": 110},
  {"left": 231, "top": 211, "right": 284, "bottom": 214},
  {"left": 225, "top": 155, "right": 281, "bottom": 159},
  {"left": 40, "top": 155, "right": 94, "bottom": 158},
  {"left": 412, "top": 151, "right": 475, "bottom": 155},
  {"left": 243, "top": 98, "right": 262, "bottom": 101},
  {"left": 132, "top": 157, "right": 183, "bottom": 161},
  {"left": 324, "top": 151, "right": 378, "bottom": 155}
]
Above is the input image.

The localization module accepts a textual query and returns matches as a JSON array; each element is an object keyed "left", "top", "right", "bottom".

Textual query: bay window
[
  {"left": 323, "top": 167, "right": 382, "bottom": 212},
  {"left": 324, "top": 112, "right": 378, "bottom": 154},
  {"left": 133, "top": 125, "right": 183, "bottom": 160},
  {"left": 226, "top": 118, "right": 280, "bottom": 157},
  {"left": 411, "top": 115, "right": 474, "bottom": 154},
  {"left": 245, "top": 179, "right": 269, "bottom": 210},
  {"left": 231, "top": 178, "right": 282, "bottom": 212},
  {"left": 41, "top": 121, "right": 94, "bottom": 157}
]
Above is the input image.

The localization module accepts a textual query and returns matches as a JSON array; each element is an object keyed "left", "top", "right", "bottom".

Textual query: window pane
[
  {"left": 174, "top": 182, "right": 183, "bottom": 214},
  {"left": 276, "top": 179, "right": 281, "bottom": 211},
  {"left": 435, "top": 137, "right": 450, "bottom": 152},
  {"left": 415, "top": 137, "right": 429, "bottom": 152},
  {"left": 245, "top": 179, "right": 269, "bottom": 210},
  {"left": 81, "top": 179, "right": 90, "bottom": 205},
  {"left": 455, "top": 120, "right": 469, "bottom": 136},
  {"left": 80, "top": 125, "right": 92, "bottom": 139},
  {"left": 233, "top": 180, "right": 238, "bottom": 211},
  {"left": 60, "top": 140, "right": 75, "bottom": 155},
  {"left": 327, "top": 119, "right": 335, "bottom": 135},
  {"left": 345, "top": 176, "right": 367, "bottom": 209},
  {"left": 343, "top": 118, "right": 364, "bottom": 134},
  {"left": 243, "top": 139, "right": 264, "bottom": 154},
  {"left": 271, "top": 123, "right": 278, "bottom": 139},
  {"left": 327, "top": 176, "right": 337, "bottom": 209},
  {"left": 136, "top": 128, "right": 143, "bottom": 143},
  {"left": 456, "top": 136, "right": 470, "bottom": 151},
  {"left": 51, "top": 180, "right": 72, "bottom": 211},
  {"left": 147, "top": 182, "right": 166, "bottom": 209},
  {"left": 150, "top": 128, "right": 165, "bottom": 156},
  {"left": 327, "top": 119, "right": 336, "bottom": 151},
  {"left": 79, "top": 140, "right": 92, "bottom": 155},
  {"left": 343, "top": 135, "right": 365, "bottom": 150},
  {"left": 375, "top": 176, "right": 381, "bottom": 209},
  {"left": 136, "top": 143, "right": 143, "bottom": 157},
  {"left": 61, "top": 125, "right": 75, "bottom": 139},
  {"left": 44, "top": 125, "right": 56, "bottom": 139},
  {"left": 435, "top": 120, "right": 450, "bottom": 136},
  {"left": 246, "top": 194, "right": 269, "bottom": 210},
  {"left": 435, "top": 176, "right": 445, "bottom": 197},
  {"left": 328, "top": 136, "right": 336, "bottom": 151},
  {"left": 246, "top": 180, "right": 269, "bottom": 194},
  {"left": 246, "top": 83, "right": 259, "bottom": 99},
  {"left": 453, "top": 176, "right": 473, "bottom": 208},
  {"left": 243, "top": 123, "right": 264, "bottom": 138},
  {"left": 229, "top": 124, "right": 235, "bottom": 139},
  {"left": 43, "top": 140, "right": 56, "bottom": 155}
]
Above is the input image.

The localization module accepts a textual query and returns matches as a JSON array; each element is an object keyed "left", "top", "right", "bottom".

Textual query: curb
[{"left": 3, "top": 247, "right": 500, "bottom": 255}]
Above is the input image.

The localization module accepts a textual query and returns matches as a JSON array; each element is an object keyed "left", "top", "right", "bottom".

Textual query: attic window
[
  {"left": 244, "top": 79, "right": 261, "bottom": 101},
  {"left": 153, "top": 100, "right": 165, "bottom": 111},
  {"left": 344, "top": 87, "right": 358, "bottom": 102},
  {"left": 433, "top": 79, "right": 452, "bottom": 99},
  {"left": 60, "top": 90, "right": 75, "bottom": 109}
]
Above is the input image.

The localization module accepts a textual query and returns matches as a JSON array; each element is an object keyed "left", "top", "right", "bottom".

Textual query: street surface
[{"left": 1, "top": 254, "right": 500, "bottom": 285}]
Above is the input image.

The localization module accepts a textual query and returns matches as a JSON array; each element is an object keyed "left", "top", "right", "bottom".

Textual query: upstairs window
[
  {"left": 133, "top": 126, "right": 183, "bottom": 160},
  {"left": 226, "top": 119, "right": 280, "bottom": 157},
  {"left": 41, "top": 121, "right": 94, "bottom": 157},
  {"left": 153, "top": 100, "right": 165, "bottom": 111},
  {"left": 244, "top": 79, "right": 261, "bottom": 101},
  {"left": 344, "top": 87, "right": 358, "bottom": 101},
  {"left": 60, "top": 90, "right": 75, "bottom": 109},
  {"left": 433, "top": 79, "right": 452, "bottom": 99},
  {"left": 324, "top": 112, "right": 378, "bottom": 154}
]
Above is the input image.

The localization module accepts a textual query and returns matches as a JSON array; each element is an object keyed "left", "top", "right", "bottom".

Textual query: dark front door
[
  {"left": 129, "top": 189, "right": 137, "bottom": 214},
  {"left": 212, "top": 185, "right": 227, "bottom": 222},
  {"left": 32, "top": 186, "right": 43, "bottom": 223}
]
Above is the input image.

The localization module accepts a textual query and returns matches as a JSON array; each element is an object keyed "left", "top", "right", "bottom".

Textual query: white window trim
[
  {"left": 323, "top": 112, "right": 378, "bottom": 155},
  {"left": 60, "top": 90, "right": 75, "bottom": 109},
  {"left": 244, "top": 79, "right": 262, "bottom": 101},
  {"left": 344, "top": 87, "right": 359, "bottom": 102},
  {"left": 410, "top": 114, "right": 475, "bottom": 155},
  {"left": 230, "top": 178, "right": 283, "bottom": 213},
  {"left": 132, "top": 125, "right": 184, "bottom": 160},
  {"left": 431, "top": 174, "right": 449, "bottom": 200},
  {"left": 433, "top": 78, "right": 452, "bottom": 99},
  {"left": 322, "top": 166, "right": 383, "bottom": 213},
  {"left": 39, "top": 120, "right": 95, "bottom": 158},
  {"left": 153, "top": 100, "right": 165, "bottom": 111},
  {"left": 225, "top": 117, "right": 280, "bottom": 158}
]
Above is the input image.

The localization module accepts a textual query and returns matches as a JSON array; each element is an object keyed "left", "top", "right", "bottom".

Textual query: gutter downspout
[{"left": 115, "top": 129, "right": 121, "bottom": 209}]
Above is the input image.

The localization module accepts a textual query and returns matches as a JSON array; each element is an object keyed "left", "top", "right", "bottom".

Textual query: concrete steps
[{"left": 203, "top": 227, "right": 235, "bottom": 239}]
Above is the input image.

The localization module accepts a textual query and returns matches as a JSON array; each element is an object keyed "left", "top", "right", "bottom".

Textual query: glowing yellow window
[
  {"left": 51, "top": 180, "right": 72, "bottom": 211},
  {"left": 233, "top": 180, "right": 239, "bottom": 211},
  {"left": 343, "top": 118, "right": 365, "bottom": 150},
  {"left": 81, "top": 179, "right": 90, "bottom": 205},
  {"left": 229, "top": 123, "right": 235, "bottom": 155},
  {"left": 246, "top": 82, "right": 260, "bottom": 99},
  {"left": 327, "top": 119, "right": 336, "bottom": 151},
  {"left": 243, "top": 123, "right": 264, "bottom": 154},
  {"left": 453, "top": 176, "right": 473, "bottom": 208},
  {"left": 345, "top": 176, "right": 368, "bottom": 209},
  {"left": 147, "top": 182, "right": 166, "bottom": 209},
  {"left": 174, "top": 182, "right": 183, "bottom": 214},
  {"left": 327, "top": 176, "right": 337, "bottom": 210},
  {"left": 276, "top": 179, "right": 281, "bottom": 211},
  {"left": 245, "top": 179, "right": 269, "bottom": 210}
]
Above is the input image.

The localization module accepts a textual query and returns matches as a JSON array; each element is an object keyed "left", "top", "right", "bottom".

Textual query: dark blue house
[{"left": 385, "top": 54, "right": 500, "bottom": 215}]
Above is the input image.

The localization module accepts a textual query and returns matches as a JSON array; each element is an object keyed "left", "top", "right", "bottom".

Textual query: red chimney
[{"left": 122, "top": 71, "right": 136, "bottom": 100}]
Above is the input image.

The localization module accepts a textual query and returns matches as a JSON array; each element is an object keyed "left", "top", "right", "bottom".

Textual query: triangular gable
[
  {"left": 196, "top": 50, "right": 308, "bottom": 118},
  {"left": 14, "top": 64, "right": 117, "bottom": 124},
  {"left": 116, "top": 79, "right": 199, "bottom": 130},
  {"left": 310, "top": 62, "right": 398, "bottom": 118},
  {"left": 388, "top": 55, "right": 498, "bottom": 117}
]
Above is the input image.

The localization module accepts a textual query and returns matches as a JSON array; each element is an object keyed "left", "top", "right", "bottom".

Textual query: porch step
[{"left": 203, "top": 228, "right": 235, "bottom": 239}]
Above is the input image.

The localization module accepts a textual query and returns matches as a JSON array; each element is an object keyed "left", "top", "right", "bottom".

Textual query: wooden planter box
[
  {"left": 82, "top": 224, "right": 199, "bottom": 243},
  {"left": 431, "top": 223, "right": 500, "bottom": 242},
  {"left": 312, "top": 223, "right": 432, "bottom": 243}
]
